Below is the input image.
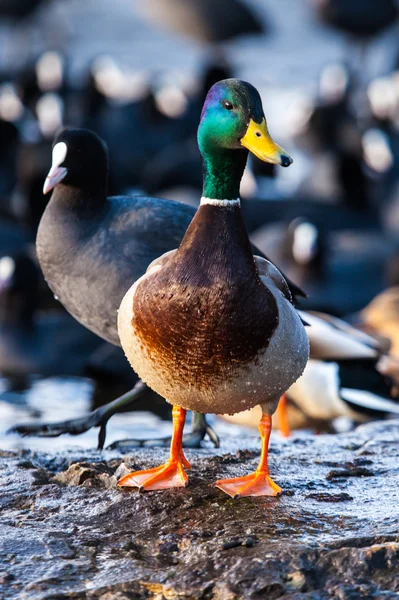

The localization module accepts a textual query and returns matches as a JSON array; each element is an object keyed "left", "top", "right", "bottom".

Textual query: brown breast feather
[{"left": 132, "top": 206, "right": 279, "bottom": 390}]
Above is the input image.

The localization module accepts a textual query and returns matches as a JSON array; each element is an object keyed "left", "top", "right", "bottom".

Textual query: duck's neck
[
  {"left": 201, "top": 148, "right": 248, "bottom": 201},
  {"left": 178, "top": 147, "right": 256, "bottom": 277}
]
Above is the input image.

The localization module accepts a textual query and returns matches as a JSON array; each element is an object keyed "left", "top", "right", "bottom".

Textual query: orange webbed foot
[
  {"left": 215, "top": 470, "right": 282, "bottom": 498},
  {"left": 117, "top": 405, "right": 190, "bottom": 492},
  {"left": 118, "top": 454, "right": 191, "bottom": 491}
]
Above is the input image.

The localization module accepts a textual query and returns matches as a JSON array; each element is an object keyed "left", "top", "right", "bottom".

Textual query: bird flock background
[{"left": 0, "top": 0, "right": 399, "bottom": 450}]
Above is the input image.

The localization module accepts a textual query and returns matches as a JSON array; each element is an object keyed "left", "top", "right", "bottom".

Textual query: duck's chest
[
  {"left": 124, "top": 205, "right": 280, "bottom": 391},
  {"left": 133, "top": 259, "right": 278, "bottom": 384}
]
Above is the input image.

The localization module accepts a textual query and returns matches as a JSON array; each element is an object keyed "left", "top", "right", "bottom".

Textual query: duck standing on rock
[{"left": 118, "top": 79, "right": 309, "bottom": 498}]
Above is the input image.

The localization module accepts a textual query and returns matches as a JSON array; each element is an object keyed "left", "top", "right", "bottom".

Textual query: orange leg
[
  {"left": 276, "top": 394, "right": 291, "bottom": 438},
  {"left": 215, "top": 414, "right": 282, "bottom": 498},
  {"left": 117, "top": 406, "right": 191, "bottom": 491}
]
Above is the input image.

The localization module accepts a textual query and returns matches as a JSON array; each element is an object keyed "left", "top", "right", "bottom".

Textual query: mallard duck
[{"left": 117, "top": 79, "right": 309, "bottom": 498}]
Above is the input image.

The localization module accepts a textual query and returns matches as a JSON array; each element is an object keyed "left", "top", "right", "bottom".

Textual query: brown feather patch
[{"left": 132, "top": 205, "right": 279, "bottom": 391}]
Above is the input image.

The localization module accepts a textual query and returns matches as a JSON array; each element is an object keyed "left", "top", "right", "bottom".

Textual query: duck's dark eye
[{"left": 223, "top": 100, "right": 234, "bottom": 110}]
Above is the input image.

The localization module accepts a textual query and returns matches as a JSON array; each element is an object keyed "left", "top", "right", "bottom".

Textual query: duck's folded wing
[
  {"left": 254, "top": 255, "right": 310, "bottom": 326},
  {"left": 254, "top": 255, "right": 293, "bottom": 303},
  {"left": 252, "top": 251, "right": 306, "bottom": 302},
  {"left": 299, "top": 310, "right": 381, "bottom": 360}
]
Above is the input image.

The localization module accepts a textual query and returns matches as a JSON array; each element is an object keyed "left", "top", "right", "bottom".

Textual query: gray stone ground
[{"left": 0, "top": 420, "right": 398, "bottom": 599}]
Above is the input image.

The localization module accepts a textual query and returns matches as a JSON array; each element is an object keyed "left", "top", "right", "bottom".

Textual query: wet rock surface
[{"left": 0, "top": 421, "right": 398, "bottom": 599}]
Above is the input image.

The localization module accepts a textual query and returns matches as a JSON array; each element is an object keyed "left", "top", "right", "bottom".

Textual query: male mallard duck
[{"left": 117, "top": 79, "right": 309, "bottom": 498}]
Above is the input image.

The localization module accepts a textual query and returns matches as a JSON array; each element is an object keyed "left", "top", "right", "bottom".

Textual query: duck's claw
[
  {"left": 215, "top": 470, "right": 282, "bottom": 498},
  {"left": 118, "top": 456, "right": 190, "bottom": 491}
]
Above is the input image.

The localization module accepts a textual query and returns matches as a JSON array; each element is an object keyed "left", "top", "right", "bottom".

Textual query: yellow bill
[{"left": 240, "top": 118, "right": 293, "bottom": 167}]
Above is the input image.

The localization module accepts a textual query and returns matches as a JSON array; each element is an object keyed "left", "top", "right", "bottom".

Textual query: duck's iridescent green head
[{"left": 198, "top": 79, "right": 292, "bottom": 167}]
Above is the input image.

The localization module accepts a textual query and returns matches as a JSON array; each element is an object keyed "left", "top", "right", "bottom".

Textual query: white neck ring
[{"left": 200, "top": 197, "right": 240, "bottom": 207}]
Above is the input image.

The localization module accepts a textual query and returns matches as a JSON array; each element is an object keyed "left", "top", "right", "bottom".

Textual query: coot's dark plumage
[{"left": 37, "top": 128, "right": 197, "bottom": 346}]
